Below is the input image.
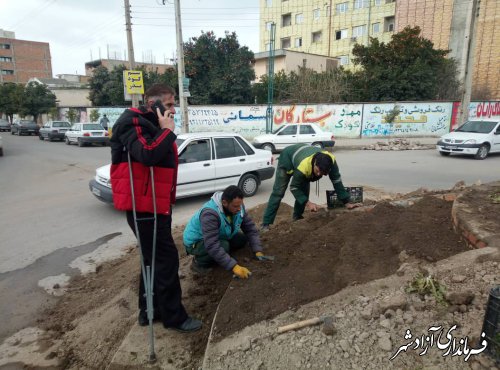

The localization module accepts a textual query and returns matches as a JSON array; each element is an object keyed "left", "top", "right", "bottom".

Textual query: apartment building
[
  {"left": 84, "top": 59, "right": 174, "bottom": 76},
  {"left": 0, "top": 29, "right": 52, "bottom": 83},
  {"left": 396, "top": 0, "right": 500, "bottom": 99},
  {"left": 260, "top": 0, "right": 396, "bottom": 68}
]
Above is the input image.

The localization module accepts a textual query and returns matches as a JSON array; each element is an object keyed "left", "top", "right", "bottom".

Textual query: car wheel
[
  {"left": 11, "top": 130, "right": 14, "bottom": 135},
  {"left": 78, "top": 138, "right": 84, "bottom": 147},
  {"left": 474, "top": 144, "right": 489, "bottom": 160},
  {"left": 65, "top": 137, "right": 71, "bottom": 145},
  {"left": 47, "top": 136, "right": 53, "bottom": 142},
  {"left": 39, "top": 134, "right": 44, "bottom": 140},
  {"left": 261, "top": 143, "right": 275, "bottom": 153},
  {"left": 312, "top": 142, "right": 324, "bottom": 149},
  {"left": 0, "top": 148, "right": 3, "bottom": 156},
  {"left": 238, "top": 173, "right": 259, "bottom": 197},
  {"left": 439, "top": 151, "right": 450, "bottom": 156}
]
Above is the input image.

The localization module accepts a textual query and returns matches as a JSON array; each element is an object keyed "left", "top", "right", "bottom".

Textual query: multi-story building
[
  {"left": 0, "top": 29, "right": 52, "bottom": 84},
  {"left": 396, "top": 0, "right": 500, "bottom": 99},
  {"left": 84, "top": 58, "right": 173, "bottom": 77},
  {"left": 260, "top": 0, "right": 396, "bottom": 68}
]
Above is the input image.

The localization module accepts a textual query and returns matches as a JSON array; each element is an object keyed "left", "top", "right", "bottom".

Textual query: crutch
[{"left": 127, "top": 152, "right": 157, "bottom": 363}]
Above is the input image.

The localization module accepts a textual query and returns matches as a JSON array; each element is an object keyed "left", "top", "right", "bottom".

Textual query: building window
[
  {"left": 295, "top": 13, "right": 304, "bottom": 24},
  {"left": 386, "top": 0, "right": 395, "bottom": 3},
  {"left": 336, "top": 2, "right": 349, "bottom": 13},
  {"left": 339, "top": 55, "right": 349, "bottom": 65},
  {"left": 326, "top": 5, "right": 331, "bottom": 16},
  {"left": 282, "top": 13, "right": 292, "bottom": 27},
  {"left": 313, "top": 8, "right": 321, "bottom": 20},
  {"left": 266, "top": 22, "right": 273, "bottom": 31},
  {"left": 312, "top": 31, "right": 322, "bottom": 43},
  {"left": 375, "top": 0, "right": 382, "bottom": 5},
  {"left": 0, "top": 44, "right": 11, "bottom": 49},
  {"left": 266, "top": 0, "right": 272, "bottom": 6},
  {"left": 0, "top": 56, "right": 13, "bottom": 62},
  {"left": 335, "top": 29, "right": 349, "bottom": 40},
  {"left": 354, "top": 0, "right": 369, "bottom": 9},
  {"left": 281, "top": 37, "right": 291, "bottom": 48},
  {"left": 372, "top": 22, "right": 381, "bottom": 34},
  {"left": 1, "top": 69, "right": 14, "bottom": 75},
  {"left": 352, "top": 25, "right": 367, "bottom": 37},
  {"left": 295, "top": 37, "right": 302, "bottom": 47},
  {"left": 384, "top": 16, "right": 395, "bottom": 32}
]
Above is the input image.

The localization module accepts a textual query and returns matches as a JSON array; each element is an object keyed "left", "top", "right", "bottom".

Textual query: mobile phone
[{"left": 152, "top": 99, "right": 166, "bottom": 117}]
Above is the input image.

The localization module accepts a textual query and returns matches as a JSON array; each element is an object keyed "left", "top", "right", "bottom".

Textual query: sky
[{"left": 0, "top": 0, "right": 261, "bottom": 76}]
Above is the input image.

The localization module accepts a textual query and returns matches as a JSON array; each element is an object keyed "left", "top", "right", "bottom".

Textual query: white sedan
[
  {"left": 252, "top": 123, "right": 335, "bottom": 152},
  {"left": 65, "top": 123, "right": 109, "bottom": 147},
  {"left": 89, "top": 132, "right": 275, "bottom": 203}
]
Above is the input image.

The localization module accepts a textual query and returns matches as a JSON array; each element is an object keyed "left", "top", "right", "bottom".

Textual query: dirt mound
[{"left": 211, "top": 196, "right": 468, "bottom": 340}]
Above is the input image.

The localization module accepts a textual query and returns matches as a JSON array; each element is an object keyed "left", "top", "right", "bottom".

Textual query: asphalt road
[{"left": 0, "top": 132, "right": 499, "bottom": 341}]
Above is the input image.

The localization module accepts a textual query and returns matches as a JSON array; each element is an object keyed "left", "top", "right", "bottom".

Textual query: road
[{"left": 0, "top": 132, "right": 499, "bottom": 341}]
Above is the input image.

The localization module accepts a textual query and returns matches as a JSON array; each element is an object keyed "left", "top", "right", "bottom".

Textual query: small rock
[
  {"left": 360, "top": 307, "right": 372, "bottom": 320},
  {"left": 402, "top": 312, "right": 414, "bottom": 324},
  {"left": 379, "top": 293, "right": 407, "bottom": 311},
  {"left": 339, "top": 339, "right": 350, "bottom": 352},
  {"left": 445, "top": 290, "right": 475, "bottom": 305},
  {"left": 376, "top": 330, "right": 389, "bottom": 338},
  {"left": 451, "top": 274, "right": 466, "bottom": 283},
  {"left": 379, "top": 319, "right": 392, "bottom": 329},
  {"left": 378, "top": 336, "right": 392, "bottom": 351},
  {"left": 358, "top": 332, "right": 370, "bottom": 342},
  {"left": 335, "top": 311, "right": 346, "bottom": 319},
  {"left": 459, "top": 304, "right": 468, "bottom": 313},
  {"left": 399, "top": 250, "right": 410, "bottom": 263},
  {"left": 384, "top": 309, "right": 396, "bottom": 318}
]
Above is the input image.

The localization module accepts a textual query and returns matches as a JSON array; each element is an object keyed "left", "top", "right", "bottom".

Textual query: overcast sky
[{"left": 0, "top": 0, "right": 260, "bottom": 76}]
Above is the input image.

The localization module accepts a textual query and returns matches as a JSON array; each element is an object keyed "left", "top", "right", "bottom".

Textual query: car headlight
[{"left": 463, "top": 139, "right": 477, "bottom": 144}]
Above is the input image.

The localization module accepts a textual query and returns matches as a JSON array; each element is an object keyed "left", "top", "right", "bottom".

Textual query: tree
[
  {"left": 184, "top": 31, "right": 255, "bottom": 104},
  {"left": 88, "top": 66, "right": 112, "bottom": 106},
  {"left": 89, "top": 109, "right": 100, "bottom": 122},
  {"left": 20, "top": 82, "right": 57, "bottom": 122},
  {"left": 351, "top": 26, "right": 461, "bottom": 101},
  {"left": 66, "top": 108, "right": 78, "bottom": 123},
  {"left": 0, "top": 83, "right": 24, "bottom": 122}
]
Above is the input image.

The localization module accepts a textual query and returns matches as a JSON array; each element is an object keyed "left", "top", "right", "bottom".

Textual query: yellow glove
[
  {"left": 232, "top": 264, "right": 251, "bottom": 279},
  {"left": 255, "top": 252, "right": 264, "bottom": 258}
]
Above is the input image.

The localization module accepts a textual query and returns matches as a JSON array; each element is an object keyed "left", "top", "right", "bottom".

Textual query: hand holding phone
[{"left": 153, "top": 99, "right": 175, "bottom": 131}]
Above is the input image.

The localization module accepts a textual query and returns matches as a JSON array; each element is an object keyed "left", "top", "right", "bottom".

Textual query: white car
[
  {"left": 252, "top": 123, "right": 335, "bottom": 152},
  {"left": 436, "top": 120, "right": 500, "bottom": 159},
  {"left": 65, "top": 123, "right": 110, "bottom": 147},
  {"left": 89, "top": 132, "right": 275, "bottom": 203}
]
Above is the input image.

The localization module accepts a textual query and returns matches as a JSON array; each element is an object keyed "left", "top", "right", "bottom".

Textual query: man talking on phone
[{"left": 110, "top": 84, "right": 202, "bottom": 333}]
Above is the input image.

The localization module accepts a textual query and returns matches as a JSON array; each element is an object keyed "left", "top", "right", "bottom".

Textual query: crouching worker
[{"left": 183, "top": 185, "right": 270, "bottom": 279}]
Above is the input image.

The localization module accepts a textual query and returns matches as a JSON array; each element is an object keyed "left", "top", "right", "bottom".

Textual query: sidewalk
[{"left": 333, "top": 136, "right": 438, "bottom": 150}]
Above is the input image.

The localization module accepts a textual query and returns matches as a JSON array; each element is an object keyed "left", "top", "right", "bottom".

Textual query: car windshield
[
  {"left": 175, "top": 138, "right": 185, "bottom": 148},
  {"left": 455, "top": 121, "right": 497, "bottom": 133},
  {"left": 20, "top": 120, "right": 34, "bottom": 124},
  {"left": 53, "top": 121, "right": 71, "bottom": 128},
  {"left": 272, "top": 127, "right": 283, "bottom": 134},
  {"left": 83, "top": 124, "right": 104, "bottom": 130}
]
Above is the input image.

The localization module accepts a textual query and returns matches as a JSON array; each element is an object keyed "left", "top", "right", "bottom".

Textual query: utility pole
[
  {"left": 124, "top": 0, "right": 139, "bottom": 108},
  {"left": 174, "top": 0, "right": 189, "bottom": 133},
  {"left": 266, "top": 23, "right": 276, "bottom": 134},
  {"left": 457, "top": 0, "right": 480, "bottom": 125}
]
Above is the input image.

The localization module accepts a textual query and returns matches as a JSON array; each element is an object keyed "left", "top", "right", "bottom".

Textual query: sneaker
[
  {"left": 169, "top": 317, "right": 202, "bottom": 333},
  {"left": 190, "top": 259, "right": 212, "bottom": 275},
  {"left": 260, "top": 224, "right": 270, "bottom": 232}
]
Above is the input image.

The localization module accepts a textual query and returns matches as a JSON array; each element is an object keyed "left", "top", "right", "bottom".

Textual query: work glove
[
  {"left": 232, "top": 264, "right": 252, "bottom": 279},
  {"left": 255, "top": 252, "right": 275, "bottom": 261}
]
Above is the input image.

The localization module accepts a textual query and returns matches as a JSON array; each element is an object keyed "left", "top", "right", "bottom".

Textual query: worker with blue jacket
[{"left": 184, "top": 185, "right": 271, "bottom": 279}]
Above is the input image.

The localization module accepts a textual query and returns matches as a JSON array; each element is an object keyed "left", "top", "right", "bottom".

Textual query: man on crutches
[{"left": 110, "top": 84, "right": 202, "bottom": 346}]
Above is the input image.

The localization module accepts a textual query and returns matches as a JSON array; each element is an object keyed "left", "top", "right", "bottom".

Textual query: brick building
[
  {"left": 84, "top": 58, "right": 174, "bottom": 76},
  {"left": 396, "top": 0, "right": 500, "bottom": 99},
  {"left": 0, "top": 29, "right": 52, "bottom": 84}
]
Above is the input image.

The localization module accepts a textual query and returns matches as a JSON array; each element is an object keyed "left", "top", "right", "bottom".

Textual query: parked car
[
  {"left": 11, "top": 120, "right": 39, "bottom": 136},
  {"left": 436, "top": 119, "right": 500, "bottom": 159},
  {"left": 89, "top": 132, "right": 275, "bottom": 203},
  {"left": 0, "top": 135, "right": 3, "bottom": 156},
  {"left": 0, "top": 119, "right": 11, "bottom": 132},
  {"left": 65, "top": 123, "right": 110, "bottom": 147},
  {"left": 252, "top": 123, "right": 335, "bottom": 152},
  {"left": 39, "top": 121, "right": 72, "bottom": 141}
]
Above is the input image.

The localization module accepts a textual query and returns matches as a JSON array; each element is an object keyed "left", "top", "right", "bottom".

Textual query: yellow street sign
[{"left": 123, "top": 70, "right": 144, "bottom": 95}]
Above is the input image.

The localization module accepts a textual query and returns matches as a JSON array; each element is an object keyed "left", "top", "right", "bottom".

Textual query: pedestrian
[
  {"left": 261, "top": 143, "right": 361, "bottom": 230},
  {"left": 183, "top": 185, "right": 273, "bottom": 278},
  {"left": 99, "top": 114, "right": 109, "bottom": 130},
  {"left": 110, "top": 84, "right": 201, "bottom": 333}
]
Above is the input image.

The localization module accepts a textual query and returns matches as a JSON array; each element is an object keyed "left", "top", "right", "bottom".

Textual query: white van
[{"left": 436, "top": 120, "right": 500, "bottom": 159}]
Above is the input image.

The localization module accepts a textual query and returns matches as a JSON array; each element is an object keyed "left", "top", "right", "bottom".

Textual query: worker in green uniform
[{"left": 261, "top": 143, "right": 361, "bottom": 230}]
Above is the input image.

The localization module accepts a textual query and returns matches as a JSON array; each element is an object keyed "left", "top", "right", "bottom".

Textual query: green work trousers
[
  {"left": 262, "top": 168, "right": 310, "bottom": 225},
  {"left": 185, "top": 232, "right": 248, "bottom": 267}
]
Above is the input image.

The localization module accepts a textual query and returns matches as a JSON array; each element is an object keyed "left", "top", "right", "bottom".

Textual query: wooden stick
[{"left": 277, "top": 317, "right": 321, "bottom": 334}]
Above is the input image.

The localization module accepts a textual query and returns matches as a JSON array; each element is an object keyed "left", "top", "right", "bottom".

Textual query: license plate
[
  {"left": 92, "top": 187, "right": 101, "bottom": 196},
  {"left": 443, "top": 146, "right": 457, "bottom": 150}
]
